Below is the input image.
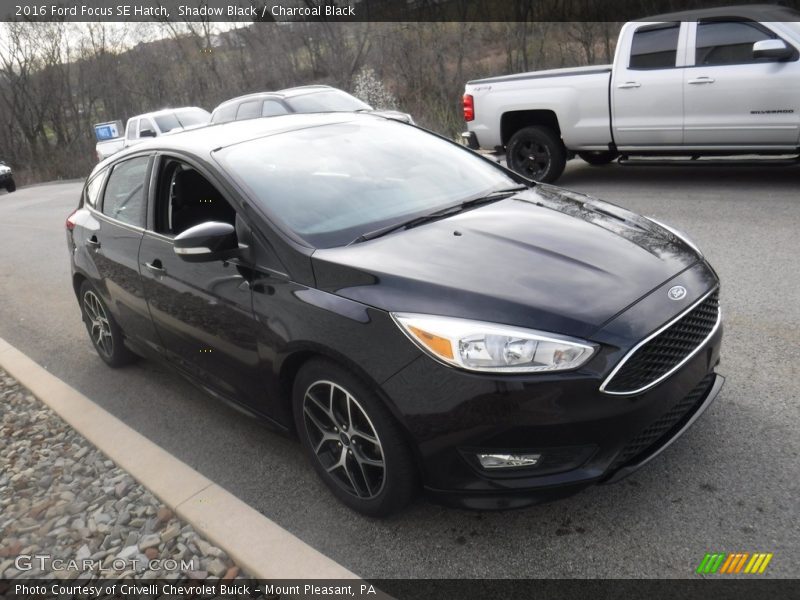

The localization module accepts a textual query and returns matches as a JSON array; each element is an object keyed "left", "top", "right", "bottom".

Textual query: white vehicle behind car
[
  {"left": 211, "top": 85, "right": 415, "bottom": 125},
  {"left": 95, "top": 107, "right": 210, "bottom": 161},
  {"left": 463, "top": 5, "right": 800, "bottom": 182}
]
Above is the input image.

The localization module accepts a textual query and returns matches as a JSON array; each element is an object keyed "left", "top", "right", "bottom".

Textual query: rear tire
[
  {"left": 506, "top": 126, "right": 566, "bottom": 183},
  {"left": 578, "top": 151, "right": 619, "bottom": 166},
  {"left": 293, "top": 359, "right": 418, "bottom": 517},
  {"left": 79, "top": 281, "right": 137, "bottom": 367}
]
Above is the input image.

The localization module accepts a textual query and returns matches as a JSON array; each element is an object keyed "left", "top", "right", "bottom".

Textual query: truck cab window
[
  {"left": 629, "top": 23, "right": 680, "bottom": 69},
  {"left": 126, "top": 119, "right": 139, "bottom": 140},
  {"left": 696, "top": 21, "right": 775, "bottom": 66},
  {"left": 155, "top": 159, "right": 236, "bottom": 236}
]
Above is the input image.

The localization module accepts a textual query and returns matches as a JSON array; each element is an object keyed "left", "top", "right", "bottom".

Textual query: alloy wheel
[
  {"left": 302, "top": 380, "right": 386, "bottom": 499},
  {"left": 516, "top": 140, "right": 551, "bottom": 179},
  {"left": 83, "top": 290, "right": 113, "bottom": 358}
]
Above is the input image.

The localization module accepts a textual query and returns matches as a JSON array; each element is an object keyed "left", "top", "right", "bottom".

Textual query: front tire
[
  {"left": 79, "top": 281, "right": 137, "bottom": 367},
  {"left": 5, "top": 178, "right": 15, "bottom": 193},
  {"left": 293, "top": 359, "right": 418, "bottom": 517},
  {"left": 506, "top": 126, "right": 567, "bottom": 183},
  {"left": 578, "top": 151, "right": 619, "bottom": 166}
]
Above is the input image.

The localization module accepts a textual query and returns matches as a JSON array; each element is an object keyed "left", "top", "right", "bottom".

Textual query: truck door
[
  {"left": 683, "top": 19, "right": 800, "bottom": 146},
  {"left": 612, "top": 22, "right": 685, "bottom": 147}
]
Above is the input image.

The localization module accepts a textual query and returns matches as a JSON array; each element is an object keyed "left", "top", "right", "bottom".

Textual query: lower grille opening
[{"left": 607, "top": 373, "right": 716, "bottom": 473}]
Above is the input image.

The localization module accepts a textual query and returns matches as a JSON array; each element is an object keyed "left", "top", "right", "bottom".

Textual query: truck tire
[
  {"left": 5, "top": 178, "right": 15, "bottom": 193},
  {"left": 578, "top": 151, "right": 619, "bottom": 166},
  {"left": 507, "top": 126, "right": 567, "bottom": 183}
]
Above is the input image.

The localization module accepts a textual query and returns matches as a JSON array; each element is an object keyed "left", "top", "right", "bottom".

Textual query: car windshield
[
  {"left": 285, "top": 90, "right": 371, "bottom": 113},
  {"left": 155, "top": 109, "right": 210, "bottom": 133},
  {"left": 217, "top": 119, "right": 520, "bottom": 248},
  {"left": 782, "top": 21, "right": 800, "bottom": 39}
]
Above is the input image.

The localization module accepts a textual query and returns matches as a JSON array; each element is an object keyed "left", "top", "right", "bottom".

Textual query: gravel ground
[{"left": 0, "top": 369, "right": 245, "bottom": 581}]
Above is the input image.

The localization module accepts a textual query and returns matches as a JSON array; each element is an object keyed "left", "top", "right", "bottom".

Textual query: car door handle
[
  {"left": 87, "top": 236, "right": 100, "bottom": 249},
  {"left": 617, "top": 81, "right": 641, "bottom": 89},
  {"left": 688, "top": 77, "right": 715, "bottom": 85},
  {"left": 145, "top": 260, "right": 166, "bottom": 275}
]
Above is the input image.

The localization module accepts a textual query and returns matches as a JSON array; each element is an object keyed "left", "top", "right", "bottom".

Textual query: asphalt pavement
[{"left": 1, "top": 160, "right": 798, "bottom": 578}]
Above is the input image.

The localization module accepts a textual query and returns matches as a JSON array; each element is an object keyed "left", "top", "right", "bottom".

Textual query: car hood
[
  {"left": 370, "top": 109, "right": 415, "bottom": 124},
  {"left": 311, "top": 185, "right": 699, "bottom": 339}
]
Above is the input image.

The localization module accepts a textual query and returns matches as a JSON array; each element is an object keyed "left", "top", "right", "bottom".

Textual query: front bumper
[
  {"left": 380, "top": 298, "right": 723, "bottom": 510},
  {"left": 0, "top": 171, "right": 12, "bottom": 184}
]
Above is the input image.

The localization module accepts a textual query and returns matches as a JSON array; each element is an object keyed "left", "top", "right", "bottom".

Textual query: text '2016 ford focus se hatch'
[{"left": 66, "top": 113, "right": 723, "bottom": 516}]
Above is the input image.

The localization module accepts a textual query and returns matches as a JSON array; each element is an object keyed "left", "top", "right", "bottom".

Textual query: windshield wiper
[
  {"left": 349, "top": 185, "right": 529, "bottom": 245},
  {"left": 458, "top": 185, "right": 528, "bottom": 209}
]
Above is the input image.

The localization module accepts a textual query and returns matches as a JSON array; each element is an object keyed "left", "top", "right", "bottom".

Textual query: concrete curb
[{"left": 0, "top": 336, "right": 358, "bottom": 580}]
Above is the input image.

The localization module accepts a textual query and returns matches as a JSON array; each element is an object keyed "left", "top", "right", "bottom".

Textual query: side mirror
[
  {"left": 139, "top": 128, "right": 156, "bottom": 138},
  {"left": 173, "top": 221, "right": 239, "bottom": 263},
  {"left": 753, "top": 39, "right": 792, "bottom": 61}
]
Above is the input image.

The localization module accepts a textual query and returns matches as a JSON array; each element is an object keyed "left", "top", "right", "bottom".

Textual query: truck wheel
[
  {"left": 578, "top": 151, "right": 619, "bottom": 166},
  {"left": 507, "top": 126, "right": 566, "bottom": 183},
  {"left": 5, "top": 178, "right": 15, "bottom": 193}
]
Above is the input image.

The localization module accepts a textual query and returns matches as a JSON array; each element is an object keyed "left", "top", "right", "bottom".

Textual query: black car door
[
  {"left": 138, "top": 155, "right": 265, "bottom": 409},
  {"left": 85, "top": 155, "right": 160, "bottom": 354}
]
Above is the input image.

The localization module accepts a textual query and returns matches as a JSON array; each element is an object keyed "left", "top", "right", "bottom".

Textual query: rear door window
[
  {"left": 629, "top": 23, "right": 681, "bottom": 69},
  {"left": 101, "top": 156, "right": 150, "bottom": 227},
  {"left": 262, "top": 100, "right": 290, "bottom": 117}
]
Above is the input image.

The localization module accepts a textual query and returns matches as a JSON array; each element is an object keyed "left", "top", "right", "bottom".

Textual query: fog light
[{"left": 477, "top": 453, "right": 541, "bottom": 469}]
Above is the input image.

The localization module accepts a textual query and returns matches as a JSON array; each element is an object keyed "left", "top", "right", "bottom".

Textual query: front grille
[
  {"left": 603, "top": 289, "right": 719, "bottom": 394},
  {"left": 608, "top": 373, "right": 715, "bottom": 471}
]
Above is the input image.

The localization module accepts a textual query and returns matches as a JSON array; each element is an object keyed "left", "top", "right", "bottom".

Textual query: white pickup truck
[
  {"left": 463, "top": 5, "right": 800, "bottom": 182},
  {"left": 95, "top": 107, "right": 211, "bottom": 161}
]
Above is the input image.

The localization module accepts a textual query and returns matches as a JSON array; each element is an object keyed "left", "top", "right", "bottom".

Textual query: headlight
[
  {"left": 647, "top": 217, "right": 704, "bottom": 258},
  {"left": 392, "top": 313, "right": 596, "bottom": 373}
]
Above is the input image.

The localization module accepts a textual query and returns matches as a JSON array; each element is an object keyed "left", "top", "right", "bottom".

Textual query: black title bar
[{"left": 1, "top": 0, "right": 800, "bottom": 22}]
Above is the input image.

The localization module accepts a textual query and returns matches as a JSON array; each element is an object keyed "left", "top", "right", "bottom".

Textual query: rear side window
[
  {"left": 629, "top": 23, "right": 680, "bottom": 69},
  {"left": 212, "top": 104, "right": 237, "bottom": 124},
  {"left": 696, "top": 21, "right": 775, "bottom": 66},
  {"left": 262, "top": 100, "right": 289, "bottom": 117},
  {"left": 84, "top": 170, "right": 107, "bottom": 209},
  {"left": 235, "top": 100, "right": 262, "bottom": 121},
  {"left": 101, "top": 156, "right": 149, "bottom": 227}
]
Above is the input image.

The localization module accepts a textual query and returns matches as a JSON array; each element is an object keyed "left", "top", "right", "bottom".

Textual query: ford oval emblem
[{"left": 668, "top": 286, "right": 687, "bottom": 301}]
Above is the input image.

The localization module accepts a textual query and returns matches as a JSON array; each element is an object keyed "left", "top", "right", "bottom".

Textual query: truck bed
[
  {"left": 467, "top": 65, "right": 611, "bottom": 86},
  {"left": 465, "top": 66, "right": 613, "bottom": 151}
]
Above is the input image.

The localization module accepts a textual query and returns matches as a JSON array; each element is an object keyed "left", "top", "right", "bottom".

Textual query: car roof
[
  {"left": 639, "top": 4, "right": 800, "bottom": 22},
  {"left": 212, "top": 86, "right": 338, "bottom": 111},
  {"left": 95, "top": 111, "right": 387, "bottom": 171},
  {"left": 132, "top": 106, "right": 208, "bottom": 119}
]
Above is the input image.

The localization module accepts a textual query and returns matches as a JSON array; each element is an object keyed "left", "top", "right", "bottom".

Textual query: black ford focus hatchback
[{"left": 66, "top": 113, "right": 723, "bottom": 516}]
